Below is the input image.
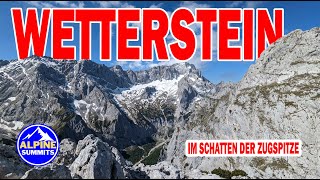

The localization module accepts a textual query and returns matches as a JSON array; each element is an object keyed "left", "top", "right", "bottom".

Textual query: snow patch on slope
[
  {"left": 8, "top": 97, "right": 16, "bottom": 101},
  {"left": 0, "top": 119, "right": 24, "bottom": 131},
  {"left": 114, "top": 75, "right": 185, "bottom": 101}
]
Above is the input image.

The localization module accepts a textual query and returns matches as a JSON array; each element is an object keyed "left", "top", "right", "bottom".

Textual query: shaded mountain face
[
  {"left": 164, "top": 28, "right": 320, "bottom": 179},
  {"left": 0, "top": 60, "right": 9, "bottom": 67},
  {"left": 0, "top": 56, "right": 219, "bottom": 149}
]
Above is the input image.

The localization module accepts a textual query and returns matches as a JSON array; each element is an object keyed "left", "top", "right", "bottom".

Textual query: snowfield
[{"left": 114, "top": 75, "right": 185, "bottom": 102}]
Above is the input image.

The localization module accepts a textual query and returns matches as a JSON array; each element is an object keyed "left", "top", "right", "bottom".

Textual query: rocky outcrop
[
  {"left": 54, "top": 138, "right": 77, "bottom": 166},
  {"left": 19, "top": 134, "right": 131, "bottom": 179},
  {"left": 177, "top": 81, "right": 198, "bottom": 110},
  {"left": 69, "top": 134, "right": 127, "bottom": 179},
  {"left": 0, "top": 144, "right": 30, "bottom": 179},
  {"left": 125, "top": 63, "right": 200, "bottom": 84},
  {"left": 134, "top": 161, "right": 182, "bottom": 179},
  {"left": 0, "top": 60, "right": 9, "bottom": 67},
  {"left": 21, "top": 164, "right": 72, "bottom": 179}
]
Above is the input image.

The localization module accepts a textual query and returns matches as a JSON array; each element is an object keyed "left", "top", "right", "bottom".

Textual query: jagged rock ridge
[{"left": 163, "top": 28, "right": 320, "bottom": 179}]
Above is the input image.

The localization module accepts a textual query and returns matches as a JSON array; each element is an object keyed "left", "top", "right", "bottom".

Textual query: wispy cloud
[
  {"left": 25, "top": 1, "right": 57, "bottom": 8},
  {"left": 25, "top": 1, "right": 85, "bottom": 8},
  {"left": 226, "top": 1, "right": 243, "bottom": 8},
  {"left": 54, "top": 1, "right": 69, "bottom": 6},
  {"left": 245, "top": 1, "right": 264, "bottom": 8},
  {"left": 94, "top": 1, "right": 135, "bottom": 8},
  {"left": 225, "top": 1, "right": 264, "bottom": 8},
  {"left": 149, "top": 3, "right": 164, "bottom": 9},
  {"left": 179, "top": 1, "right": 211, "bottom": 11},
  {"left": 70, "top": 2, "right": 85, "bottom": 8},
  {"left": 115, "top": 60, "right": 152, "bottom": 70}
]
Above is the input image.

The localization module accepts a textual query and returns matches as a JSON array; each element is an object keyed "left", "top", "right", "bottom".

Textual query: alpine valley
[{"left": 0, "top": 28, "right": 319, "bottom": 179}]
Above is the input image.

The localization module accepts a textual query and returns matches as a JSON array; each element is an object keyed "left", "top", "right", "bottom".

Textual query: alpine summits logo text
[{"left": 16, "top": 124, "right": 59, "bottom": 166}]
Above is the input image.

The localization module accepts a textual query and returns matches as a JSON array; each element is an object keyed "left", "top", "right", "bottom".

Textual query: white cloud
[
  {"left": 54, "top": 1, "right": 69, "bottom": 6},
  {"left": 70, "top": 1, "right": 85, "bottom": 8},
  {"left": 225, "top": 1, "right": 244, "bottom": 8},
  {"left": 115, "top": 60, "right": 151, "bottom": 70},
  {"left": 25, "top": 1, "right": 86, "bottom": 8},
  {"left": 95, "top": 1, "right": 134, "bottom": 8},
  {"left": 179, "top": 1, "right": 211, "bottom": 12},
  {"left": 225, "top": 1, "right": 264, "bottom": 8},
  {"left": 96, "top": 1, "right": 121, "bottom": 7},
  {"left": 25, "top": 1, "right": 57, "bottom": 8},
  {"left": 245, "top": 1, "right": 264, "bottom": 8},
  {"left": 149, "top": 3, "right": 164, "bottom": 9}
]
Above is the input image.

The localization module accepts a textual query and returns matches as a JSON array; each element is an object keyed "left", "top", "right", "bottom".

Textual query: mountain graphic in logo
[
  {"left": 17, "top": 124, "right": 59, "bottom": 166},
  {"left": 22, "top": 126, "right": 54, "bottom": 141}
]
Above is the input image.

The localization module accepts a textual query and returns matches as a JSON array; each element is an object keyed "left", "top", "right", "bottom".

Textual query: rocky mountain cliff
[
  {"left": 162, "top": 28, "right": 320, "bottom": 179},
  {"left": 0, "top": 27, "right": 320, "bottom": 179}
]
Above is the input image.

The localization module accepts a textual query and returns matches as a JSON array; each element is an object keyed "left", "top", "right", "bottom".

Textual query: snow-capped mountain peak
[{"left": 22, "top": 127, "right": 54, "bottom": 141}]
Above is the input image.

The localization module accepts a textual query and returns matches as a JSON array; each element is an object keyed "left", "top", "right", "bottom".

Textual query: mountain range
[{"left": 0, "top": 27, "right": 319, "bottom": 179}]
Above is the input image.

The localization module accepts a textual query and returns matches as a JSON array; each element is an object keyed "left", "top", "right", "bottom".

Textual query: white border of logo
[{"left": 16, "top": 124, "right": 60, "bottom": 166}]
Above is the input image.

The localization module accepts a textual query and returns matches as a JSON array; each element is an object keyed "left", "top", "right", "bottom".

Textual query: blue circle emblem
[{"left": 16, "top": 124, "right": 60, "bottom": 166}]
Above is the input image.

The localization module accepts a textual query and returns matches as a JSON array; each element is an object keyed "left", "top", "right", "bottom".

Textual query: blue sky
[{"left": 0, "top": 1, "right": 320, "bottom": 83}]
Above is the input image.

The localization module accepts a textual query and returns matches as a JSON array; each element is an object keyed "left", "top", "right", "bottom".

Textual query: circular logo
[{"left": 16, "top": 124, "right": 60, "bottom": 166}]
